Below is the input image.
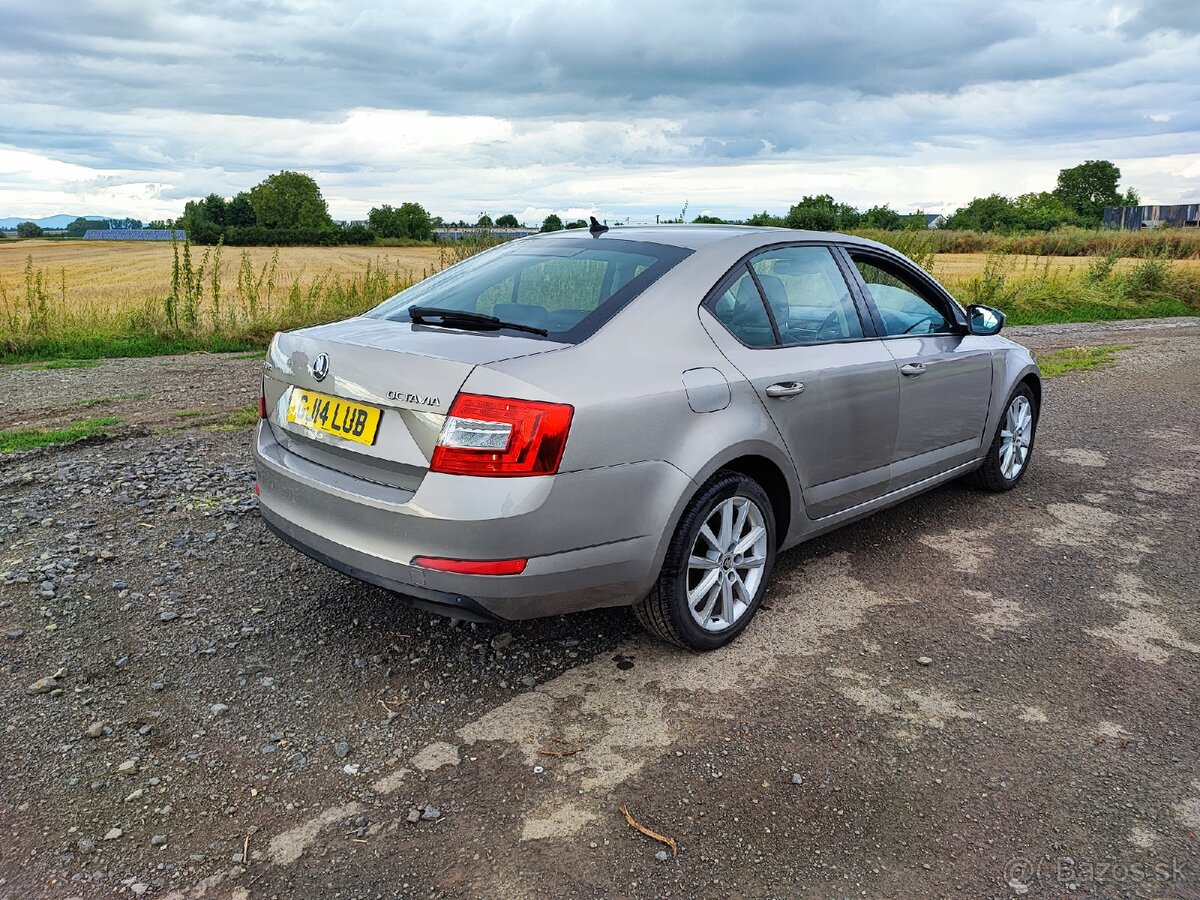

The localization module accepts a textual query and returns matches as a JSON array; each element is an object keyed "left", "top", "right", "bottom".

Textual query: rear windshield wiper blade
[{"left": 407, "top": 305, "right": 549, "bottom": 337}]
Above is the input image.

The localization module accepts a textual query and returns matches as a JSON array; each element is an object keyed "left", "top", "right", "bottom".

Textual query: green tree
[
  {"left": 476, "top": 214, "right": 494, "bottom": 228},
  {"left": 862, "top": 205, "right": 902, "bottom": 230},
  {"left": 785, "top": 195, "right": 861, "bottom": 231},
  {"left": 201, "top": 194, "right": 228, "bottom": 227},
  {"left": 227, "top": 193, "right": 256, "bottom": 227},
  {"left": 1011, "top": 192, "right": 1079, "bottom": 231},
  {"left": 692, "top": 214, "right": 726, "bottom": 224},
  {"left": 743, "top": 210, "right": 785, "bottom": 227},
  {"left": 247, "top": 171, "right": 334, "bottom": 230},
  {"left": 1053, "top": 160, "right": 1126, "bottom": 226},
  {"left": 495, "top": 213, "right": 520, "bottom": 228},
  {"left": 369, "top": 202, "right": 432, "bottom": 240},
  {"left": 945, "top": 194, "right": 1021, "bottom": 232},
  {"left": 65, "top": 217, "right": 95, "bottom": 237},
  {"left": 564, "top": 219, "right": 588, "bottom": 229},
  {"left": 16, "top": 221, "right": 44, "bottom": 237},
  {"left": 396, "top": 202, "right": 433, "bottom": 240},
  {"left": 540, "top": 214, "right": 563, "bottom": 232}
]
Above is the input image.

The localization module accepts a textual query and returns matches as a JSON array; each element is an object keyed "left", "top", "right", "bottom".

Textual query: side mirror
[{"left": 966, "top": 304, "right": 1005, "bottom": 336}]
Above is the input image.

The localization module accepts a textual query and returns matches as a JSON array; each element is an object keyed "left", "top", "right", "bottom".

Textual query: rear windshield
[{"left": 366, "top": 238, "right": 691, "bottom": 342}]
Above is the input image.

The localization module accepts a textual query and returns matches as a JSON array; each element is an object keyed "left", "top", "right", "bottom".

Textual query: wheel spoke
[
  {"left": 688, "top": 554, "right": 718, "bottom": 570},
  {"left": 718, "top": 500, "right": 734, "bottom": 550},
  {"left": 696, "top": 582, "right": 720, "bottom": 626},
  {"left": 740, "top": 554, "right": 766, "bottom": 569},
  {"left": 732, "top": 500, "right": 749, "bottom": 547},
  {"left": 733, "top": 525, "right": 766, "bottom": 557},
  {"left": 732, "top": 572, "right": 752, "bottom": 606},
  {"left": 720, "top": 579, "right": 734, "bottom": 625},
  {"left": 698, "top": 522, "right": 721, "bottom": 551},
  {"left": 688, "top": 569, "right": 720, "bottom": 607}
]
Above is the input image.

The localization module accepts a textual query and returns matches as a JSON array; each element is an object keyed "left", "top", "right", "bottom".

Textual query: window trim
[
  {"left": 838, "top": 246, "right": 969, "bottom": 339},
  {"left": 701, "top": 241, "right": 883, "bottom": 350}
]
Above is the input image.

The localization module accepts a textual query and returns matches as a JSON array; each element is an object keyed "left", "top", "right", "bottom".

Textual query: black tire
[
  {"left": 969, "top": 383, "right": 1038, "bottom": 492},
  {"left": 633, "top": 471, "right": 777, "bottom": 651}
]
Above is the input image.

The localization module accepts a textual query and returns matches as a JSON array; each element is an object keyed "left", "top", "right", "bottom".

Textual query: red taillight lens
[
  {"left": 430, "top": 393, "right": 573, "bottom": 477},
  {"left": 258, "top": 379, "right": 268, "bottom": 419},
  {"left": 412, "top": 556, "right": 527, "bottom": 575}
]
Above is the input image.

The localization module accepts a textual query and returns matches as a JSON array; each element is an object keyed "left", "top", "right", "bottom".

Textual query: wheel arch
[
  {"left": 650, "top": 441, "right": 799, "bottom": 582},
  {"left": 1019, "top": 370, "right": 1042, "bottom": 418}
]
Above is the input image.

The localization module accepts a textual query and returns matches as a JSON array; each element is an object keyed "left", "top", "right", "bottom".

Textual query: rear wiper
[{"left": 407, "top": 306, "right": 549, "bottom": 337}]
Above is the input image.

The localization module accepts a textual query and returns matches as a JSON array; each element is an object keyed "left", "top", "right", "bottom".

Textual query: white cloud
[{"left": 0, "top": 0, "right": 1198, "bottom": 220}]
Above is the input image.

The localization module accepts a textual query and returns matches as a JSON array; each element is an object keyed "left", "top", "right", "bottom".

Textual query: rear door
[
  {"left": 701, "top": 244, "right": 898, "bottom": 519},
  {"left": 841, "top": 249, "right": 993, "bottom": 489}
]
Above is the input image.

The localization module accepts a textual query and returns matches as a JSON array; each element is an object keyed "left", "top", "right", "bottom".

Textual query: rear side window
[
  {"left": 368, "top": 239, "right": 690, "bottom": 342},
  {"left": 750, "top": 247, "right": 863, "bottom": 344},
  {"left": 711, "top": 267, "right": 776, "bottom": 347}
]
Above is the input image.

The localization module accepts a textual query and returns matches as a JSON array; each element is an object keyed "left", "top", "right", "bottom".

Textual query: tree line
[{"left": 3, "top": 159, "right": 1146, "bottom": 245}]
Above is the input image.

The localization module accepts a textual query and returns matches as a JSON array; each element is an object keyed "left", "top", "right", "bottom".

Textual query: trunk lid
[{"left": 262, "top": 316, "right": 566, "bottom": 485}]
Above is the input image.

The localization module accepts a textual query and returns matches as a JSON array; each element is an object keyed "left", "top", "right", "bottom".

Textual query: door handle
[
  {"left": 900, "top": 363, "right": 927, "bottom": 377},
  {"left": 765, "top": 381, "right": 805, "bottom": 399}
]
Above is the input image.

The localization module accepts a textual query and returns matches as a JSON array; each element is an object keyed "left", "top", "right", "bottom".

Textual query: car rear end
[{"left": 252, "top": 236, "right": 695, "bottom": 620}]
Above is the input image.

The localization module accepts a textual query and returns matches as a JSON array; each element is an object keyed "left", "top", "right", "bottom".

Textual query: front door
[
  {"left": 845, "top": 252, "right": 993, "bottom": 489},
  {"left": 702, "top": 245, "right": 899, "bottom": 519}
]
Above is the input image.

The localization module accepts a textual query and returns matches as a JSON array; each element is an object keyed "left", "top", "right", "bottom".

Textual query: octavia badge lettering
[{"left": 311, "top": 353, "right": 330, "bottom": 382}]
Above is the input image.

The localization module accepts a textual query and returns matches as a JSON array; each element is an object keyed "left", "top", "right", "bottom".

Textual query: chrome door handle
[
  {"left": 765, "top": 381, "right": 805, "bottom": 399},
  {"left": 900, "top": 363, "right": 927, "bottom": 377}
]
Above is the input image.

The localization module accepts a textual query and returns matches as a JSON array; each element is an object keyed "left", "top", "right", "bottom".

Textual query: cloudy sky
[{"left": 2, "top": 0, "right": 1199, "bottom": 224}]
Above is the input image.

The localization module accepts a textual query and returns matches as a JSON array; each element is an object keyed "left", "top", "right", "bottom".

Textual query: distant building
[
  {"left": 1103, "top": 204, "right": 1200, "bottom": 230},
  {"left": 434, "top": 226, "right": 537, "bottom": 241},
  {"left": 83, "top": 229, "right": 186, "bottom": 241},
  {"left": 924, "top": 213, "right": 947, "bottom": 229}
]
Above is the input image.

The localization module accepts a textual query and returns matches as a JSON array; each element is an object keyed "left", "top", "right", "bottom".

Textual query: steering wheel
[
  {"left": 816, "top": 310, "right": 843, "bottom": 341},
  {"left": 900, "top": 315, "right": 938, "bottom": 335}
]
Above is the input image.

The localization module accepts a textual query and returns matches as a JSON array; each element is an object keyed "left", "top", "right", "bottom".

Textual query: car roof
[{"left": 523, "top": 224, "right": 894, "bottom": 253}]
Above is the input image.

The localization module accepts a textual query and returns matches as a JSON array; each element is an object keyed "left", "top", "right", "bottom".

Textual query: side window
[
  {"left": 749, "top": 247, "right": 863, "bottom": 344},
  {"left": 711, "top": 265, "right": 776, "bottom": 348},
  {"left": 852, "top": 259, "right": 954, "bottom": 336}
]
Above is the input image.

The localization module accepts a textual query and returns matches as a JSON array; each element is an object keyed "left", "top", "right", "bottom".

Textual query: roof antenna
[{"left": 588, "top": 216, "right": 608, "bottom": 237}]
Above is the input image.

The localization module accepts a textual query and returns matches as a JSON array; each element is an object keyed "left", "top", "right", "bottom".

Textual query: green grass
[
  {"left": 205, "top": 404, "right": 261, "bottom": 431},
  {"left": 27, "top": 358, "right": 101, "bottom": 370},
  {"left": 0, "top": 333, "right": 265, "bottom": 366},
  {"left": 1036, "top": 345, "right": 1132, "bottom": 378},
  {"left": 0, "top": 417, "right": 121, "bottom": 453}
]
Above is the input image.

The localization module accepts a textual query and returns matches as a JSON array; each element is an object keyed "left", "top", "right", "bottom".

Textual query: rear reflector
[
  {"left": 431, "top": 393, "right": 573, "bottom": 477},
  {"left": 412, "top": 556, "right": 527, "bottom": 576}
]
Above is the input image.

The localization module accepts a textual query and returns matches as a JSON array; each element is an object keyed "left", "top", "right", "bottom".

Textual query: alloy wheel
[
  {"left": 999, "top": 395, "right": 1033, "bottom": 480},
  {"left": 686, "top": 496, "right": 768, "bottom": 632}
]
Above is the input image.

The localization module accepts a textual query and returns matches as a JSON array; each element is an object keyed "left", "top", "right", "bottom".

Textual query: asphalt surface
[{"left": 1, "top": 318, "right": 1198, "bottom": 899}]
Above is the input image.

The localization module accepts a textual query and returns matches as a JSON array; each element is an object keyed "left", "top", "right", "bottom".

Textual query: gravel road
[{"left": 1, "top": 319, "right": 1198, "bottom": 899}]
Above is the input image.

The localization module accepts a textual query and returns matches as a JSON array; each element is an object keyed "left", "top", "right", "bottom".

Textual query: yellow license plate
[{"left": 286, "top": 388, "right": 382, "bottom": 446}]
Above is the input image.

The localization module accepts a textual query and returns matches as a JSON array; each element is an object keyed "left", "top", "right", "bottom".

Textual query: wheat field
[{"left": 0, "top": 240, "right": 445, "bottom": 315}]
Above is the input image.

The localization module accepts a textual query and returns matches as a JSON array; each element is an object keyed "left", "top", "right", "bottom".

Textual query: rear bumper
[{"left": 252, "top": 421, "right": 692, "bottom": 620}]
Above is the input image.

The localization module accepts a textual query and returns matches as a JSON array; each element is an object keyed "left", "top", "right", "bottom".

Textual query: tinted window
[
  {"left": 368, "top": 239, "right": 690, "bottom": 341},
  {"left": 710, "top": 266, "right": 776, "bottom": 347},
  {"left": 852, "top": 259, "right": 953, "bottom": 336},
  {"left": 750, "top": 247, "right": 863, "bottom": 344}
]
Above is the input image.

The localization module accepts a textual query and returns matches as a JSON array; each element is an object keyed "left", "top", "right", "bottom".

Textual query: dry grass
[
  {"left": 1, "top": 239, "right": 1197, "bottom": 362},
  {"left": 931, "top": 252, "right": 1200, "bottom": 286},
  {"left": 0, "top": 240, "right": 443, "bottom": 318}
]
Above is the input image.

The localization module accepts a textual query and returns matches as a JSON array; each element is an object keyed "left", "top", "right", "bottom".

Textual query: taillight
[
  {"left": 258, "top": 379, "right": 268, "bottom": 419},
  {"left": 430, "top": 393, "right": 573, "bottom": 477},
  {"left": 412, "top": 556, "right": 527, "bottom": 575}
]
